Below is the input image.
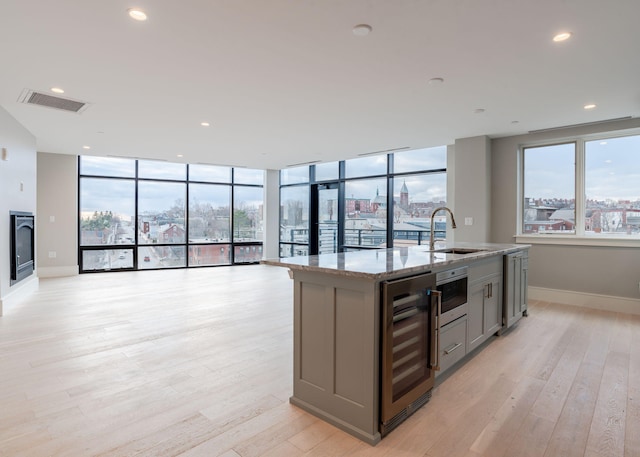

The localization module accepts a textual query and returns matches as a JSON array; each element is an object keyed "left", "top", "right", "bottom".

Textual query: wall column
[
  {"left": 263, "top": 169, "right": 280, "bottom": 259},
  {"left": 451, "top": 135, "right": 491, "bottom": 243}
]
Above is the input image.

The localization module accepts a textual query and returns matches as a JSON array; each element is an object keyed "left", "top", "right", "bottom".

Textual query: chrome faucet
[{"left": 429, "top": 206, "right": 457, "bottom": 250}]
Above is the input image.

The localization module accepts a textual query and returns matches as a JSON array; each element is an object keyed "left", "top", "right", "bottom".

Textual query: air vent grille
[
  {"left": 19, "top": 89, "right": 89, "bottom": 113},
  {"left": 358, "top": 146, "right": 410, "bottom": 157}
]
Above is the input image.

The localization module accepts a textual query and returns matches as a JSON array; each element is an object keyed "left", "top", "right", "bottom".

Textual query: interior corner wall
[
  {"left": 451, "top": 135, "right": 491, "bottom": 243},
  {"left": 37, "top": 152, "right": 78, "bottom": 277},
  {"left": 263, "top": 169, "right": 280, "bottom": 260},
  {"left": 0, "top": 105, "right": 37, "bottom": 315}
]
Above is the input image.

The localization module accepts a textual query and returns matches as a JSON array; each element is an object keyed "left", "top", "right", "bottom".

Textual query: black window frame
[{"left": 78, "top": 157, "right": 263, "bottom": 273}]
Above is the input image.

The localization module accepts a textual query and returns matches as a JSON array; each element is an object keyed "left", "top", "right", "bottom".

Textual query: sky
[
  {"left": 343, "top": 146, "right": 447, "bottom": 203},
  {"left": 80, "top": 157, "right": 264, "bottom": 216},
  {"left": 282, "top": 146, "right": 447, "bottom": 203},
  {"left": 525, "top": 135, "right": 640, "bottom": 202},
  {"left": 81, "top": 179, "right": 263, "bottom": 216},
  {"left": 79, "top": 136, "right": 638, "bottom": 222}
]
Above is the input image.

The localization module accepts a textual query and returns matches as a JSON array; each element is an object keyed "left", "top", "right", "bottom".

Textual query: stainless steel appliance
[
  {"left": 436, "top": 266, "right": 468, "bottom": 326},
  {"left": 381, "top": 272, "right": 440, "bottom": 436}
]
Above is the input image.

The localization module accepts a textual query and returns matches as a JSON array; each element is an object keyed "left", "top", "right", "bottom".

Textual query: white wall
[
  {"left": 37, "top": 152, "right": 78, "bottom": 277},
  {"left": 451, "top": 135, "right": 491, "bottom": 243},
  {"left": 263, "top": 169, "right": 280, "bottom": 259},
  {"left": 0, "top": 106, "right": 38, "bottom": 315}
]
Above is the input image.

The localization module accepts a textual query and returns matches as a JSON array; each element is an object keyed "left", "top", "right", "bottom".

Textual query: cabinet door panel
[
  {"left": 484, "top": 277, "right": 502, "bottom": 336},
  {"left": 467, "top": 281, "right": 491, "bottom": 353},
  {"left": 503, "top": 251, "right": 528, "bottom": 329},
  {"left": 467, "top": 281, "right": 485, "bottom": 352}
]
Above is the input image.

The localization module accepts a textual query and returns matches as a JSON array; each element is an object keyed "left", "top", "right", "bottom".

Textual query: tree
[
  {"left": 82, "top": 211, "right": 114, "bottom": 231},
  {"left": 233, "top": 209, "right": 251, "bottom": 238}
]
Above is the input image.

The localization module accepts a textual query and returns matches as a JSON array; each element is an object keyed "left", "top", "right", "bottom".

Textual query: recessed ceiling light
[
  {"left": 51, "top": 87, "right": 65, "bottom": 94},
  {"left": 553, "top": 32, "right": 572, "bottom": 42},
  {"left": 177, "top": 154, "right": 183, "bottom": 158},
  {"left": 128, "top": 8, "right": 147, "bottom": 21},
  {"left": 428, "top": 77, "right": 444, "bottom": 85},
  {"left": 82, "top": 145, "right": 90, "bottom": 150},
  {"left": 584, "top": 104, "right": 596, "bottom": 110},
  {"left": 600, "top": 141, "right": 607, "bottom": 145},
  {"left": 353, "top": 24, "right": 372, "bottom": 36},
  {"left": 200, "top": 122, "right": 210, "bottom": 127}
]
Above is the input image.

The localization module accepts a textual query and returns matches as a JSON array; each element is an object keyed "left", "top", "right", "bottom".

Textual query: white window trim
[
  {"left": 517, "top": 128, "right": 640, "bottom": 247},
  {"left": 515, "top": 234, "right": 640, "bottom": 248}
]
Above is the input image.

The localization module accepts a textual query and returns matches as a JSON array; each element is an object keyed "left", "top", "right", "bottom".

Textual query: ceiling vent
[
  {"left": 358, "top": 146, "right": 411, "bottom": 157},
  {"left": 18, "top": 89, "right": 90, "bottom": 113}
]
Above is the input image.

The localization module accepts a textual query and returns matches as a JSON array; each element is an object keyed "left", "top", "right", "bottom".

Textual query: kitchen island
[{"left": 262, "top": 242, "right": 529, "bottom": 445}]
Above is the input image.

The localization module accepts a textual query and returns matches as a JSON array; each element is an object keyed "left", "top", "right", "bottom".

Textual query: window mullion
[{"left": 575, "top": 140, "right": 585, "bottom": 236}]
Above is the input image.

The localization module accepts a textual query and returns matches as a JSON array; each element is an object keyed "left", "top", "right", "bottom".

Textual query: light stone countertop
[{"left": 262, "top": 242, "right": 530, "bottom": 280}]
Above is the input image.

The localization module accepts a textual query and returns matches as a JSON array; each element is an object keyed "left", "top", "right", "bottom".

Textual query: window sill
[{"left": 515, "top": 234, "right": 640, "bottom": 248}]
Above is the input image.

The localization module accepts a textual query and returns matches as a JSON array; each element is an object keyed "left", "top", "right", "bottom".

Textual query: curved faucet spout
[{"left": 429, "top": 206, "right": 457, "bottom": 250}]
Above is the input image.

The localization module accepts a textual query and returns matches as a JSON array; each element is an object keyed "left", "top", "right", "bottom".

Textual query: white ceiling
[{"left": 1, "top": 0, "right": 639, "bottom": 170}]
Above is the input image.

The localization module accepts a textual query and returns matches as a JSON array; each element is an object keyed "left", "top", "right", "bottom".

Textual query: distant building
[
  {"left": 160, "top": 224, "right": 186, "bottom": 243},
  {"left": 400, "top": 180, "right": 409, "bottom": 208},
  {"left": 371, "top": 188, "right": 386, "bottom": 214},
  {"left": 345, "top": 196, "right": 371, "bottom": 216}
]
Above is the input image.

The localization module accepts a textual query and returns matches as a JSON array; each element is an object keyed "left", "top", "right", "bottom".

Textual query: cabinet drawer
[
  {"left": 469, "top": 256, "right": 502, "bottom": 283},
  {"left": 438, "top": 317, "right": 467, "bottom": 375}
]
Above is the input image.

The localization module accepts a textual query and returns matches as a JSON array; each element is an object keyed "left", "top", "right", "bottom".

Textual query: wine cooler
[{"left": 381, "top": 272, "right": 440, "bottom": 436}]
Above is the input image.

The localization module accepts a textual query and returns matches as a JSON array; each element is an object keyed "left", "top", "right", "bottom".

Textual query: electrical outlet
[
  {"left": 49, "top": 215, "right": 55, "bottom": 223},
  {"left": 465, "top": 217, "right": 473, "bottom": 226},
  {"left": 48, "top": 251, "right": 56, "bottom": 258}
]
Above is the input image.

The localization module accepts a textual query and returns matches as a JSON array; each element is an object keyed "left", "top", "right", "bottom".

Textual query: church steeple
[{"left": 400, "top": 180, "right": 409, "bottom": 207}]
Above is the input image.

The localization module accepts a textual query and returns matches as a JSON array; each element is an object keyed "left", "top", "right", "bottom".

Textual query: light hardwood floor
[{"left": 1, "top": 265, "right": 638, "bottom": 457}]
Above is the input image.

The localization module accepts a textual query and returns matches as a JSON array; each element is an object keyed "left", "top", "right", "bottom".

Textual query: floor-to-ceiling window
[
  {"left": 187, "top": 164, "right": 232, "bottom": 267},
  {"left": 79, "top": 157, "right": 263, "bottom": 272},
  {"left": 279, "top": 166, "right": 310, "bottom": 257},
  {"left": 391, "top": 147, "right": 447, "bottom": 246},
  {"left": 278, "top": 146, "right": 447, "bottom": 256}
]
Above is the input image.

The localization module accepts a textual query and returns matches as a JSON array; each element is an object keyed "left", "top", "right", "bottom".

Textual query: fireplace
[{"left": 10, "top": 211, "right": 35, "bottom": 285}]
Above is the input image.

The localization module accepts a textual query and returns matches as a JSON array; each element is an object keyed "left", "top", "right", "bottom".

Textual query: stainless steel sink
[{"left": 434, "top": 248, "right": 486, "bottom": 255}]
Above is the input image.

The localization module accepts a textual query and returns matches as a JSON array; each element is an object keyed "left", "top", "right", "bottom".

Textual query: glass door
[{"left": 315, "top": 183, "right": 339, "bottom": 254}]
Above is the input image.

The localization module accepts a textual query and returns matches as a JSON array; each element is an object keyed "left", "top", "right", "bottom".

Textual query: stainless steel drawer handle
[{"left": 444, "top": 342, "right": 462, "bottom": 355}]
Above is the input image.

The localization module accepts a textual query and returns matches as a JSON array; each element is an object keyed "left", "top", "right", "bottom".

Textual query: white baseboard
[
  {"left": 529, "top": 286, "right": 640, "bottom": 316},
  {"left": 0, "top": 276, "right": 40, "bottom": 316},
  {"left": 37, "top": 266, "right": 79, "bottom": 278}
]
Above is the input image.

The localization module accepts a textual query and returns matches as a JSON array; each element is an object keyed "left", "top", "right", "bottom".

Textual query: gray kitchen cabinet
[
  {"left": 467, "top": 256, "right": 503, "bottom": 352},
  {"left": 265, "top": 244, "right": 530, "bottom": 444},
  {"left": 504, "top": 250, "right": 529, "bottom": 329},
  {"left": 289, "top": 270, "right": 381, "bottom": 444}
]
